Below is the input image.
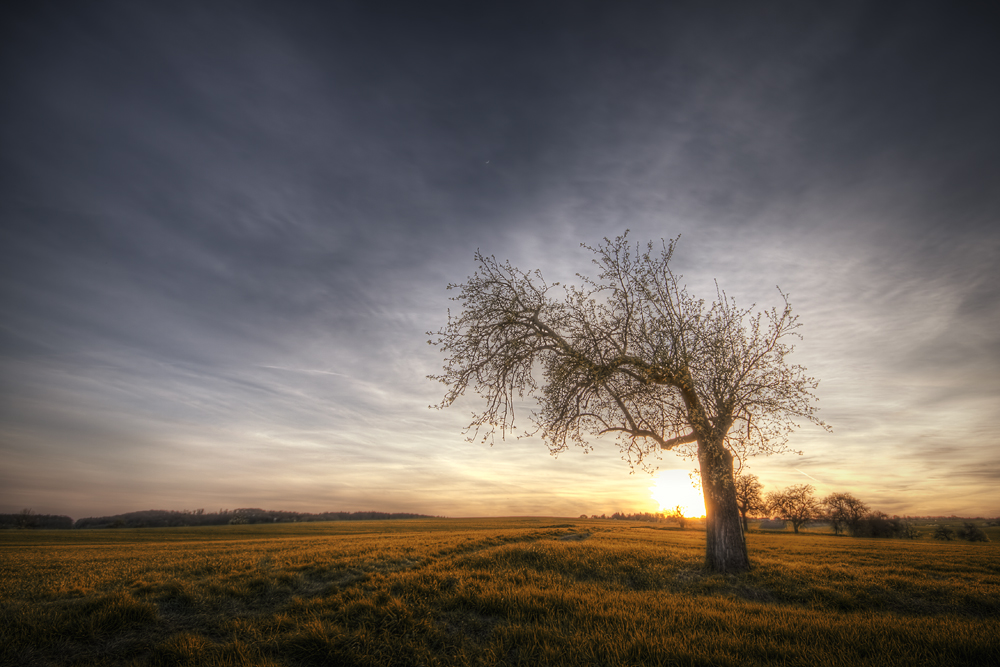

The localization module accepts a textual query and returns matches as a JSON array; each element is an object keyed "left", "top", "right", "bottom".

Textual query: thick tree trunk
[{"left": 698, "top": 441, "right": 751, "bottom": 573}]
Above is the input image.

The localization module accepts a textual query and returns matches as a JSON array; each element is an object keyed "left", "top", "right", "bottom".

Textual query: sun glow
[{"left": 649, "top": 469, "right": 706, "bottom": 517}]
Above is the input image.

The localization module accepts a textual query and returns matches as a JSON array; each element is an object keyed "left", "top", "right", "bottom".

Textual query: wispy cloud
[
  {"left": 257, "top": 365, "right": 349, "bottom": 377},
  {"left": 1, "top": 3, "right": 998, "bottom": 518}
]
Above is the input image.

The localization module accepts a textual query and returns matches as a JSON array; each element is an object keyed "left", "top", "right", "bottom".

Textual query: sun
[{"left": 649, "top": 469, "right": 706, "bottom": 517}]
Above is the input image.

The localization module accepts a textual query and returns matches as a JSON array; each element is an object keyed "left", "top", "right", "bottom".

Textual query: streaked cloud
[{"left": 1, "top": 2, "right": 997, "bottom": 518}]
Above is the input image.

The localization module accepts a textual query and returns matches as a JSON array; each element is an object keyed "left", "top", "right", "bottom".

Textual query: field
[{"left": 2, "top": 519, "right": 998, "bottom": 666}]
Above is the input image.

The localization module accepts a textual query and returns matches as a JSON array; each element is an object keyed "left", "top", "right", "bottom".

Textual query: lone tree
[
  {"left": 429, "top": 233, "right": 825, "bottom": 573},
  {"left": 767, "top": 484, "right": 820, "bottom": 534},
  {"left": 667, "top": 505, "right": 689, "bottom": 530},
  {"left": 734, "top": 472, "right": 766, "bottom": 533}
]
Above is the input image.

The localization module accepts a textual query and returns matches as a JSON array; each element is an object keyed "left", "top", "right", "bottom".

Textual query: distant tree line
[
  {"left": 580, "top": 472, "right": 994, "bottom": 543},
  {"left": 0, "top": 509, "right": 73, "bottom": 530},
  {"left": 932, "top": 522, "right": 990, "bottom": 542},
  {"left": 734, "top": 473, "right": 992, "bottom": 542},
  {"left": 592, "top": 511, "right": 668, "bottom": 523},
  {"left": 580, "top": 509, "right": 693, "bottom": 529},
  {"left": 2, "top": 508, "right": 435, "bottom": 529}
]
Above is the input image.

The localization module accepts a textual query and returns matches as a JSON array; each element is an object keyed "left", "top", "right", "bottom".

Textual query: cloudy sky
[{"left": 2, "top": 1, "right": 998, "bottom": 519}]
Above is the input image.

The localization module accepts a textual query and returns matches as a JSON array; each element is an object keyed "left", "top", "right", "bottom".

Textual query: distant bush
[
  {"left": 956, "top": 522, "right": 990, "bottom": 542},
  {"left": 854, "top": 511, "right": 894, "bottom": 538},
  {"left": 933, "top": 526, "right": 955, "bottom": 541},
  {"left": 896, "top": 518, "right": 920, "bottom": 540},
  {"left": 840, "top": 512, "right": 919, "bottom": 539}
]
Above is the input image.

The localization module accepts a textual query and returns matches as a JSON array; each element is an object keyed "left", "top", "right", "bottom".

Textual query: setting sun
[{"left": 650, "top": 469, "right": 706, "bottom": 517}]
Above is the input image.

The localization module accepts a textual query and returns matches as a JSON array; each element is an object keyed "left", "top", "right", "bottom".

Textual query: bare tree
[
  {"left": 734, "top": 472, "right": 765, "bottom": 532},
  {"left": 430, "top": 233, "right": 826, "bottom": 573},
  {"left": 766, "top": 484, "right": 820, "bottom": 534},
  {"left": 823, "top": 492, "right": 869, "bottom": 536},
  {"left": 667, "top": 505, "right": 689, "bottom": 529}
]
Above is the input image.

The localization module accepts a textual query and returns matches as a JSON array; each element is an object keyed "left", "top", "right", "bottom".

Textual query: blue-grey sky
[{"left": 2, "top": 1, "right": 998, "bottom": 519}]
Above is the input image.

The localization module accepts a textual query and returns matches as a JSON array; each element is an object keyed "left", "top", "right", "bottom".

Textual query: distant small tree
[
  {"left": 766, "top": 484, "right": 819, "bottom": 534},
  {"left": 733, "top": 472, "right": 765, "bottom": 532},
  {"left": 933, "top": 525, "right": 955, "bottom": 541},
  {"left": 956, "top": 522, "right": 990, "bottom": 542},
  {"left": 823, "top": 492, "right": 869, "bottom": 536},
  {"left": 667, "top": 505, "right": 689, "bottom": 529}
]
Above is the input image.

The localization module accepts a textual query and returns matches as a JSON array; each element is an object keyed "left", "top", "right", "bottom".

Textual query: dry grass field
[{"left": 2, "top": 518, "right": 998, "bottom": 666}]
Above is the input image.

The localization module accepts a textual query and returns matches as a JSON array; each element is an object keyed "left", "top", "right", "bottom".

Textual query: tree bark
[{"left": 698, "top": 441, "right": 751, "bottom": 573}]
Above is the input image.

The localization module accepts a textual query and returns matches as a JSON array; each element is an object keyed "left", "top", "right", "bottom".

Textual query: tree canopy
[
  {"left": 430, "top": 233, "right": 826, "bottom": 572},
  {"left": 767, "top": 484, "right": 821, "bottom": 534}
]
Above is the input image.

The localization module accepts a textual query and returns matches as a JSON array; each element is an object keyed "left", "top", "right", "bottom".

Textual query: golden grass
[{"left": 2, "top": 518, "right": 998, "bottom": 666}]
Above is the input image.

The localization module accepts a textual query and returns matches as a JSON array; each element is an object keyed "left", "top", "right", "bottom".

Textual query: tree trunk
[{"left": 698, "top": 441, "right": 751, "bottom": 573}]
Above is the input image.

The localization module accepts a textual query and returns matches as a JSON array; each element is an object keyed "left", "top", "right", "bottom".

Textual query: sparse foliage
[
  {"left": 430, "top": 233, "right": 826, "bottom": 573},
  {"left": 766, "top": 484, "right": 820, "bottom": 534},
  {"left": 734, "top": 472, "right": 765, "bottom": 532}
]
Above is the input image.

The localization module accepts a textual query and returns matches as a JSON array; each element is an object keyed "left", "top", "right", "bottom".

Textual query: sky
[{"left": 2, "top": 1, "right": 998, "bottom": 520}]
